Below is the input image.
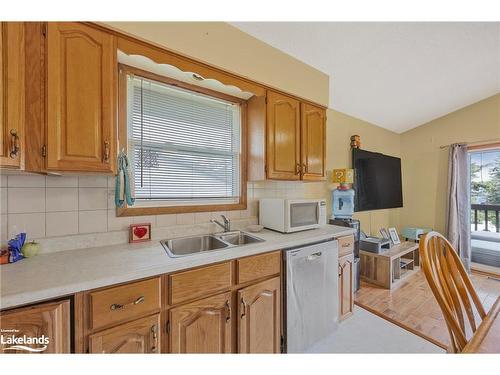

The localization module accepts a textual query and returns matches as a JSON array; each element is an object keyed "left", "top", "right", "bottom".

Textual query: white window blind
[{"left": 127, "top": 74, "right": 241, "bottom": 205}]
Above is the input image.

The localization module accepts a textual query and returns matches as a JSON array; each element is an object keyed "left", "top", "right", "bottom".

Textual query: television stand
[{"left": 359, "top": 241, "right": 420, "bottom": 289}]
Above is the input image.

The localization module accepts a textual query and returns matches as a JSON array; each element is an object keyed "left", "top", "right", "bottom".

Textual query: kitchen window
[{"left": 118, "top": 65, "right": 247, "bottom": 215}]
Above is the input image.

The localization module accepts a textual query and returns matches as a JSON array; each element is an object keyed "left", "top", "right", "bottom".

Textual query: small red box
[{"left": 129, "top": 223, "right": 151, "bottom": 243}]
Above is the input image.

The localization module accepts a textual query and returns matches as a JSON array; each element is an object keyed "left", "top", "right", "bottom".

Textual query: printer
[{"left": 360, "top": 234, "right": 391, "bottom": 254}]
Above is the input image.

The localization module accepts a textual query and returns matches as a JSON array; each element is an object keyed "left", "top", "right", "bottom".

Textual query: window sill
[{"left": 116, "top": 202, "right": 247, "bottom": 217}]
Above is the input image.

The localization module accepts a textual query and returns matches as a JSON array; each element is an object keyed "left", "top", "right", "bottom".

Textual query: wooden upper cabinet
[
  {"left": 46, "top": 22, "right": 116, "bottom": 173},
  {"left": 238, "top": 277, "right": 281, "bottom": 353},
  {"left": 266, "top": 91, "right": 301, "bottom": 180},
  {"left": 301, "top": 103, "right": 326, "bottom": 180},
  {"left": 169, "top": 292, "right": 233, "bottom": 353},
  {"left": 0, "top": 300, "right": 70, "bottom": 354},
  {"left": 0, "top": 22, "right": 25, "bottom": 169},
  {"left": 89, "top": 314, "right": 160, "bottom": 354}
]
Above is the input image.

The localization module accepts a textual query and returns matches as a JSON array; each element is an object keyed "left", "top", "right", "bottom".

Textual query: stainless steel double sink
[{"left": 160, "top": 231, "right": 265, "bottom": 257}]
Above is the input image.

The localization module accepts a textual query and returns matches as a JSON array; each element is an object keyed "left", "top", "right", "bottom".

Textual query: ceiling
[{"left": 231, "top": 22, "right": 500, "bottom": 133}]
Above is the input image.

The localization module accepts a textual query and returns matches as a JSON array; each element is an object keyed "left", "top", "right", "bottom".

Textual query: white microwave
[{"left": 259, "top": 198, "right": 327, "bottom": 233}]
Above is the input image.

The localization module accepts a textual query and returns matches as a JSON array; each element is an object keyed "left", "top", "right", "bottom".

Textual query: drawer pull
[{"left": 110, "top": 295, "right": 145, "bottom": 311}]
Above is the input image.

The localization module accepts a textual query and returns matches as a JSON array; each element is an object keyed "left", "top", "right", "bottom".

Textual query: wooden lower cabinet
[
  {"left": 89, "top": 314, "right": 160, "bottom": 354},
  {"left": 339, "top": 253, "right": 354, "bottom": 320},
  {"left": 0, "top": 300, "right": 70, "bottom": 354},
  {"left": 169, "top": 291, "right": 233, "bottom": 353},
  {"left": 238, "top": 277, "right": 281, "bottom": 353}
]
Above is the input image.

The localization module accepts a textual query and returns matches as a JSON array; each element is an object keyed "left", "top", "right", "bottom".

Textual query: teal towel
[{"left": 115, "top": 152, "right": 135, "bottom": 208}]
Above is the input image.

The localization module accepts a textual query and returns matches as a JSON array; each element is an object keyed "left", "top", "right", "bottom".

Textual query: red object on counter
[{"left": 0, "top": 249, "right": 9, "bottom": 264}]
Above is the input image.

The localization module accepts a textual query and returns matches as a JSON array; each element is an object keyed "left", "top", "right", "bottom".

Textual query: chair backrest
[{"left": 419, "top": 231, "right": 487, "bottom": 353}]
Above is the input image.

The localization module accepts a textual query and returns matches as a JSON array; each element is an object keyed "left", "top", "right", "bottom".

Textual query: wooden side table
[{"left": 359, "top": 241, "right": 420, "bottom": 289}]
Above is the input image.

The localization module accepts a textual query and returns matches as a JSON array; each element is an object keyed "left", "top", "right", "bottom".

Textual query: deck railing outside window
[{"left": 471, "top": 204, "right": 500, "bottom": 232}]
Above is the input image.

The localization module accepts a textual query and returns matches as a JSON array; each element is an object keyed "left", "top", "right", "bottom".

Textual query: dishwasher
[{"left": 283, "top": 239, "right": 339, "bottom": 353}]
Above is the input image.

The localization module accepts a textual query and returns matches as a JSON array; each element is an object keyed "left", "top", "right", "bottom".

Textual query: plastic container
[{"left": 332, "top": 186, "right": 355, "bottom": 219}]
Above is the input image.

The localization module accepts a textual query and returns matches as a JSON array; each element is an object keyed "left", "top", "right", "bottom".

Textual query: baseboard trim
[
  {"left": 471, "top": 263, "right": 500, "bottom": 279},
  {"left": 354, "top": 301, "right": 448, "bottom": 350}
]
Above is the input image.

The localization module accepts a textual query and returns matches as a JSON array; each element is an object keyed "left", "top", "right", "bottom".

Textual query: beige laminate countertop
[{"left": 0, "top": 225, "right": 354, "bottom": 310}]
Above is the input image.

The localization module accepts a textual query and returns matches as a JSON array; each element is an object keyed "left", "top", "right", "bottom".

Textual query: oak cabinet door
[
  {"left": 46, "top": 22, "right": 116, "bottom": 173},
  {"left": 0, "top": 300, "right": 70, "bottom": 354},
  {"left": 301, "top": 103, "right": 325, "bottom": 180},
  {"left": 339, "top": 254, "right": 354, "bottom": 320},
  {"left": 89, "top": 314, "right": 160, "bottom": 354},
  {"left": 238, "top": 277, "right": 281, "bottom": 353},
  {"left": 266, "top": 90, "right": 301, "bottom": 180},
  {"left": 169, "top": 292, "right": 233, "bottom": 353},
  {"left": 0, "top": 22, "right": 25, "bottom": 169}
]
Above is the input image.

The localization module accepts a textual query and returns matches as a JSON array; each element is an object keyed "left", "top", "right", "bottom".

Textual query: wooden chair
[{"left": 419, "top": 231, "right": 488, "bottom": 352}]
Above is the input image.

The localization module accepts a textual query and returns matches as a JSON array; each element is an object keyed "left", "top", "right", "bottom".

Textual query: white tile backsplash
[
  {"left": 78, "top": 176, "right": 108, "bottom": 188},
  {"left": 79, "top": 188, "right": 108, "bottom": 210},
  {"left": 107, "top": 209, "right": 133, "bottom": 232},
  {"left": 8, "top": 212, "right": 45, "bottom": 239},
  {"left": 46, "top": 188, "right": 78, "bottom": 212},
  {"left": 0, "top": 176, "right": 324, "bottom": 253},
  {"left": 8, "top": 175, "right": 46, "bottom": 188},
  {"left": 0, "top": 187, "right": 7, "bottom": 214},
  {"left": 79, "top": 210, "right": 107, "bottom": 234},
  {"left": 156, "top": 214, "right": 177, "bottom": 227},
  {"left": 176, "top": 213, "right": 195, "bottom": 225},
  {"left": 1, "top": 214, "right": 7, "bottom": 245},
  {"left": 46, "top": 211, "right": 78, "bottom": 237},
  {"left": 8, "top": 188, "right": 46, "bottom": 213},
  {"left": 46, "top": 175, "right": 78, "bottom": 188}
]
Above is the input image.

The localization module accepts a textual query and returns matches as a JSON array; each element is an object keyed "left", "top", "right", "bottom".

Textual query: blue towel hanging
[{"left": 115, "top": 151, "right": 135, "bottom": 208}]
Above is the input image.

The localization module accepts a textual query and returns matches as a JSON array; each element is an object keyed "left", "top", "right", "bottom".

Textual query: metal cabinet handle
[
  {"left": 9, "top": 129, "right": 20, "bottom": 159},
  {"left": 295, "top": 163, "right": 301, "bottom": 175},
  {"left": 240, "top": 298, "right": 246, "bottom": 319},
  {"left": 110, "top": 295, "right": 145, "bottom": 310},
  {"left": 302, "top": 163, "right": 307, "bottom": 174},
  {"left": 225, "top": 300, "right": 231, "bottom": 322},
  {"left": 103, "top": 141, "right": 110, "bottom": 163},
  {"left": 307, "top": 252, "right": 322, "bottom": 261},
  {"left": 150, "top": 324, "right": 157, "bottom": 353}
]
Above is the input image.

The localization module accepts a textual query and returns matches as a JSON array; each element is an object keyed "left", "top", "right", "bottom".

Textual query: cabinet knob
[
  {"left": 103, "top": 141, "right": 110, "bottom": 163},
  {"left": 9, "top": 129, "right": 20, "bottom": 159}
]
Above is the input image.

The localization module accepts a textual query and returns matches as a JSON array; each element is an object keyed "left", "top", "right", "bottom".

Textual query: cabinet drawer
[
  {"left": 169, "top": 262, "right": 232, "bottom": 305},
  {"left": 89, "top": 278, "right": 161, "bottom": 330},
  {"left": 338, "top": 235, "right": 354, "bottom": 257},
  {"left": 237, "top": 251, "right": 281, "bottom": 284}
]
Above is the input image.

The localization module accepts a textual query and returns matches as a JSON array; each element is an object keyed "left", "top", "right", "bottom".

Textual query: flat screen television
[{"left": 352, "top": 148, "right": 403, "bottom": 211}]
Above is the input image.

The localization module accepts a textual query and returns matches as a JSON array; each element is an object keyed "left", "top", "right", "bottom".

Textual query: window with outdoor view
[{"left": 124, "top": 69, "right": 244, "bottom": 211}]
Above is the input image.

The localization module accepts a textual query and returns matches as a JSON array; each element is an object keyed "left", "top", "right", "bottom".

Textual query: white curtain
[{"left": 445, "top": 143, "right": 471, "bottom": 271}]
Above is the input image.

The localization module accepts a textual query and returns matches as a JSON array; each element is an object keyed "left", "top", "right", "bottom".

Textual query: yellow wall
[
  {"left": 103, "top": 22, "right": 329, "bottom": 107},
  {"left": 400, "top": 94, "right": 500, "bottom": 233},
  {"left": 324, "top": 109, "right": 402, "bottom": 235}
]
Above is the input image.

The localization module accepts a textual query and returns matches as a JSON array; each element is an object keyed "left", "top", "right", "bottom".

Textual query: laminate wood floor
[{"left": 354, "top": 269, "right": 500, "bottom": 349}]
